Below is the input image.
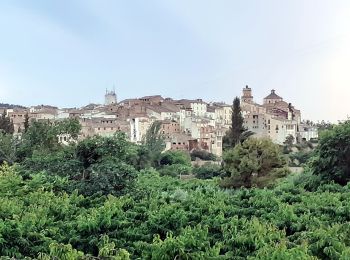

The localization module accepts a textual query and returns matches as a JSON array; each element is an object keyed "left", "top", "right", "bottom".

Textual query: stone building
[
  {"left": 105, "top": 89, "right": 117, "bottom": 105},
  {"left": 241, "top": 86, "right": 313, "bottom": 145}
]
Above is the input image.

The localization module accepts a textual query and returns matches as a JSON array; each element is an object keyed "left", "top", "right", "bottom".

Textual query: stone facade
[{"left": 241, "top": 86, "right": 316, "bottom": 144}]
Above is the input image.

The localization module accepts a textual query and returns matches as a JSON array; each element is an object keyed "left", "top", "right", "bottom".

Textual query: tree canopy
[
  {"left": 221, "top": 138, "right": 288, "bottom": 188},
  {"left": 311, "top": 121, "right": 350, "bottom": 185}
]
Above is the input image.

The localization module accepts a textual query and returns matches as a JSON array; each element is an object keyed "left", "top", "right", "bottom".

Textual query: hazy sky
[{"left": 0, "top": 0, "right": 349, "bottom": 122}]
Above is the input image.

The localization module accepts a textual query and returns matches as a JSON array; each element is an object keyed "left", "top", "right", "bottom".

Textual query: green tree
[
  {"left": 55, "top": 118, "right": 81, "bottom": 140},
  {"left": 21, "top": 145, "right": 83, "bottom": 178},
  {"left": 284, "top": 134, "right": 295, "bottom": 147},
  {"left": 142, "top": 121, "right": 165, "bottom": 166},
  {"left": 17, "top": 118, "right": 81, "bottom": 160},
  {"left": 158, "top": 163, "right": 192, "bottom": 177},
  {"left": 221, "top": 138, "right": 288, "bottom": 188},
  {"left": 190, "top": 149, "right": 217, "bottom": 161},
  {"left": 0, "top": 110, "right": 14, "bottom": 134},
  {"left": 0, "top": 133, "right": 19, "bottom": 164},
  {"left": 73, "top": 133, "right": 138, "bottom": 195},
  {"left": 76, "top": 132, "right": 133, "bottom": 169},
  {"left": 76, "top": 157, "right": 137, "bottom": 196},
  {"left": 16, "top": 120, "right": 58, "bottom": 160},
  {"left": 193, "top": 163, "right": 223, "bottom": 179},
  {"left": 23, "top": 112, "right": 30, "bottom": 133},
  {"left": 159, "top": 150, "right": 191, "bottom": 167},
  {"left": 223, "top": 97, "right": 253, "bottom": 149},
  {"left": 311, "top": 121, "right": 350, "bottom": 185}
]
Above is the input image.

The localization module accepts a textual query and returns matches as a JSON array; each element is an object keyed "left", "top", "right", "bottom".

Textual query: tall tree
[
  {"left": 223, "top": 97, "right": 252, "bottom": 149},
  {"left": 0, "top": 133, "right": 18, "bottom": 164},
  {"left": 0, "top": 110, "right": 14, "bottom": 134},
  {"left": 311, "top": 121, "right": 350, "bottom": 185},
  {"left": 24, "top": 112, "right": 30, "bottom": 133},
  {"left": 142, "top": 121, "right": 165, "bottom": 166}
]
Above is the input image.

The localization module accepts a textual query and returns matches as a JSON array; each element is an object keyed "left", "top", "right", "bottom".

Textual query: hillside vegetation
[{"left": 0, "top": 118, "right": 349, "bottom": 259}]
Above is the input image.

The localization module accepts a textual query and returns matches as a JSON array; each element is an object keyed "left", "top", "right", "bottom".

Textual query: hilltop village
[{"left": 4, "top": 86, "right": 318, "bottom": 157}]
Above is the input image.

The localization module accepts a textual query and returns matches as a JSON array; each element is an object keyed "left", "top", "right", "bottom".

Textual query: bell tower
[
  {"left": 105, "top": 88, "right": 117, "bottom": 105},
  {"left": 242, "top": 85, "right": 253, "bottom": 104}
]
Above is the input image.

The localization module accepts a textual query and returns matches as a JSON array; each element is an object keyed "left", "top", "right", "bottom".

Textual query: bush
[
  {"left": 74, "top": 157, "right": 138, "bottom": 196},
  {"left": 190, "top": 149, "right": 217, "bottom": 161},
  {"left": 158, "top": 164, "right": 192, "bottom": 177},
  {"left": 289, "top": 150, "right": 313, "bottom": 166},
  {"left": 159, "top": 150, "right": 191, "bottom": 167},
  {"left": 293, "top": 170, "right": 323, "bottom": 192},
  {"left": 193, "top": 163, "right": 223, "bottom": 179}
]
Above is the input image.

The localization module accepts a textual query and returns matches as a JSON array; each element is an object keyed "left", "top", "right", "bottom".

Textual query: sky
[{"left": 0, "top": 0, "right": 349, "bottom": 122}]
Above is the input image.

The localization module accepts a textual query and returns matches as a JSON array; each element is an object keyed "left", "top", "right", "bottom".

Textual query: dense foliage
[
  {"left": 190, "top": 149, "right": 217, "bottom": 161},
  {"left": 221, "top": 138, "right": 289, "bottom": 188},
  {"left": 141, "top": 121, "right": 165, "bottom": 167},
  {"left": 0, "top": 111, "right": 14, "bottom": 134},
  {"left": 311, "top": 121, "right": 350, "bottom": 185},
  {"left": 193, "top": 163, "right": 223, "bottom": 179},
  {"left": 158, "top": 150, "right": 192, "bottom": 177},
  {"left": 2, "top": 119, "right": 350, "bottom": 259},
  {"left": 3, "top": 163, "right": 350, "bottom": 259}
]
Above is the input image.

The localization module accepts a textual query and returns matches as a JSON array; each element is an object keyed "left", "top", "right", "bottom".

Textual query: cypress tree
[
  {"left": 230, "top": 97, "right": 245, "bottom": 145},
  {"left": 24, "top": 113, "right": 30, "bottom": 133},
  {"left": 223, "top": 97, "right": 252, "bottom": 149}
]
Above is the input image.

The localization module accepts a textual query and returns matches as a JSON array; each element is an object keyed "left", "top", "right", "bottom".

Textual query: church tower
[
  {"left": 242, "top": 85, "right": 253, "bottom": 103},
  {"left": 105, "top": 89, "right": 117, "bottom": 105}
]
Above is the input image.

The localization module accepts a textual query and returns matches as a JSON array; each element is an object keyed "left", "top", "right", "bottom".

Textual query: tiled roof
[{"left": 264, "top": 90, "right": 282, "bottom": 100}]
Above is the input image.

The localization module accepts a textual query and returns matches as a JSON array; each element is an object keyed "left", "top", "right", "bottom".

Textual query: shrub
[
  {"left": 193, "top": 163, "right": 223, "bottom": 179},
  {"left": 159, "top": 150, "right": 191, "bottom": 167},
  {"left": 190, "top": 149, "right": 217, "bottom": 161},
  {"left": 158, "top": 164, "right": 192, "bottom": 177},
  {"left": 289, "top": 150, "right": 313, "bottom": 166}
]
